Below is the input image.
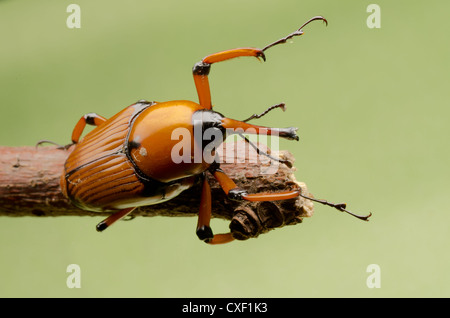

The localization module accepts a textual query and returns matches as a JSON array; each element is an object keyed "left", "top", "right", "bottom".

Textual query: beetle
[{"left": 55, "top": 16, "right": 371, "bottom": 244}]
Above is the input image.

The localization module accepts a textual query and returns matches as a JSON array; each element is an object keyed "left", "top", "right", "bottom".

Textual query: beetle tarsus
[
  {"left": 242, "top": 103, "right": 286, "bottom": 123},
  {"left": 298, "top": 192, "right": 372, "bottom": 222},
  {"left": 331, "top": 202, "right": 372, "bottom": 221},
  {"left": 339, "top": 208, "right": 372, "bottom": 221},
  {"left": 262, "top": 16, "right": 327, "bottom": 52},
  {"left": 35, "top": 139, "right": 74, "bottom": 150}
]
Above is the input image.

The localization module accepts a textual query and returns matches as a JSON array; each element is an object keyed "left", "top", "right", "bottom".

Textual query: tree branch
[{"left": 0, "top": 141, "right": 313, "bottom": 240}]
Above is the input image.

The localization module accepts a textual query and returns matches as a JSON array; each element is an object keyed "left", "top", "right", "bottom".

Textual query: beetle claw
[{"left": 256, "top": 50, "right": 266, "bottom": 62}]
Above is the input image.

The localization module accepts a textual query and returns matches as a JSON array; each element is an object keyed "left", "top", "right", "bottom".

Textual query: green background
[{"left": 0, "top": 0, "right": 448, "bottom": 297}]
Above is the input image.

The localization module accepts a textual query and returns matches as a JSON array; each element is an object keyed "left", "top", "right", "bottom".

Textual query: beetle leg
[
  {"left": 261, "top": 16, "right": 327, "bottom": 52},
  {"left": 192, "top": 16, "right": 328, "bottom": 110},
  {"left": 36, "top": 113, "right": 107, "bottom": 150},
  {"left": 193, "top": 48, "right": 265, "bottom": 110},
  {"left": 221, "top": 117, "right": 299, "bottom": 141},
  {"left": 210, "top": 166, "right": 371, "bottom": 221},
  {"left": 71, "top": 113, "right": 107, "bottom": 144},
  {"left": 96, "top": 207, "right": 136, "bottom": 232},
  {"left": 35, "top": 139, "right": 73, "bottom": 150},
  {"left": 196, "top": 176, "right": 235, "bottom": 244},
  {"left": 196, "top": 177, "right": 213, "bottom": 240},
  {"left": 211, "top": 167, "right": 300, "bottom": 201}
]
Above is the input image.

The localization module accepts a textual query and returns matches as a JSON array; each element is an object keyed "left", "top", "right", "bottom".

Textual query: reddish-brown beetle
[{"left": 55, "top": 16, "right": 371, "bottom": 244}]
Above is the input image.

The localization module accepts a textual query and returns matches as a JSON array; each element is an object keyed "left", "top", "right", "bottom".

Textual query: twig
[{"left": 0, "top": 141, "right": 313, "bottom": 240}]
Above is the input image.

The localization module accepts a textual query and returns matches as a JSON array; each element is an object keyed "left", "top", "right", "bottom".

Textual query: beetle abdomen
[
  {"left": 65, "top": 103, "right": 141, "bottom": 171},
  {"left": 62, "top": 104, "right": 144, "bottom": 211},
  {"left": 66, "top": 154, "right": 144, "bottom": 211},
  {"left": 62, "top": 100, "right": 198, "bottom": 212},
  {"left": 62, "top": 102, "right": 157, "bottom": 211}
]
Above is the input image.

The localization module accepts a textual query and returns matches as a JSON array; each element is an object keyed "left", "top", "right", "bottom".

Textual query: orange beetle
[{"left": 58, "top": 16, "right": 371, "bottom": 244}]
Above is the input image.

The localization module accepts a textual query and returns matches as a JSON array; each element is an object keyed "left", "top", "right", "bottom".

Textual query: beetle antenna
[
  {"left": 242, "top": 103, "right": 286, "bottom": 123},
  {"left": 262, "top": 16, "right": 328, "bottom": 52},
  {"left": 298, "top": 192, "right": 372, "bottom": 221},
  {"left": 236, "top": 132, "right": 293, "bottom": 168}
]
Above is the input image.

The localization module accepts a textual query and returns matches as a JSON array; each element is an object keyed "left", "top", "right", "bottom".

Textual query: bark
[{"left": 0, "top": 141, "right": 313, "bottom": 240}]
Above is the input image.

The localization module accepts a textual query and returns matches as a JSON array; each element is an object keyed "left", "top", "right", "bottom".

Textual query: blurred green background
[{"left": 0, "top": 0, "right": 448, "bottom": 297}]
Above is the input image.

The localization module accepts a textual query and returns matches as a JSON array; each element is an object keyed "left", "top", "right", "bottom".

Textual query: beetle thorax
[{"left": 126, "top": 101, "right": 225, "bottom": 183}]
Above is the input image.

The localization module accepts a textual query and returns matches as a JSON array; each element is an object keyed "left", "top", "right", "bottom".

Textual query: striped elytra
[{"left": 61, "top": 100, "right": 199, "bottom": 212}]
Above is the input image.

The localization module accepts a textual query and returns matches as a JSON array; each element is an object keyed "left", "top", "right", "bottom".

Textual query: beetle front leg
[
  {"left": 211, "top": 168, "right": 300, "bottom": 202},
  {"left": 196, "top": 176, "right": 234, "bottom": 245},
  {"left": 192, "top": 16, "right": 328, "bottom": 110},
  {"left": 211, "top": 166, "right": 372, "bottom": 221},
  {"left": 193, "top": 48, "right": 266, "bottom": 110}
]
